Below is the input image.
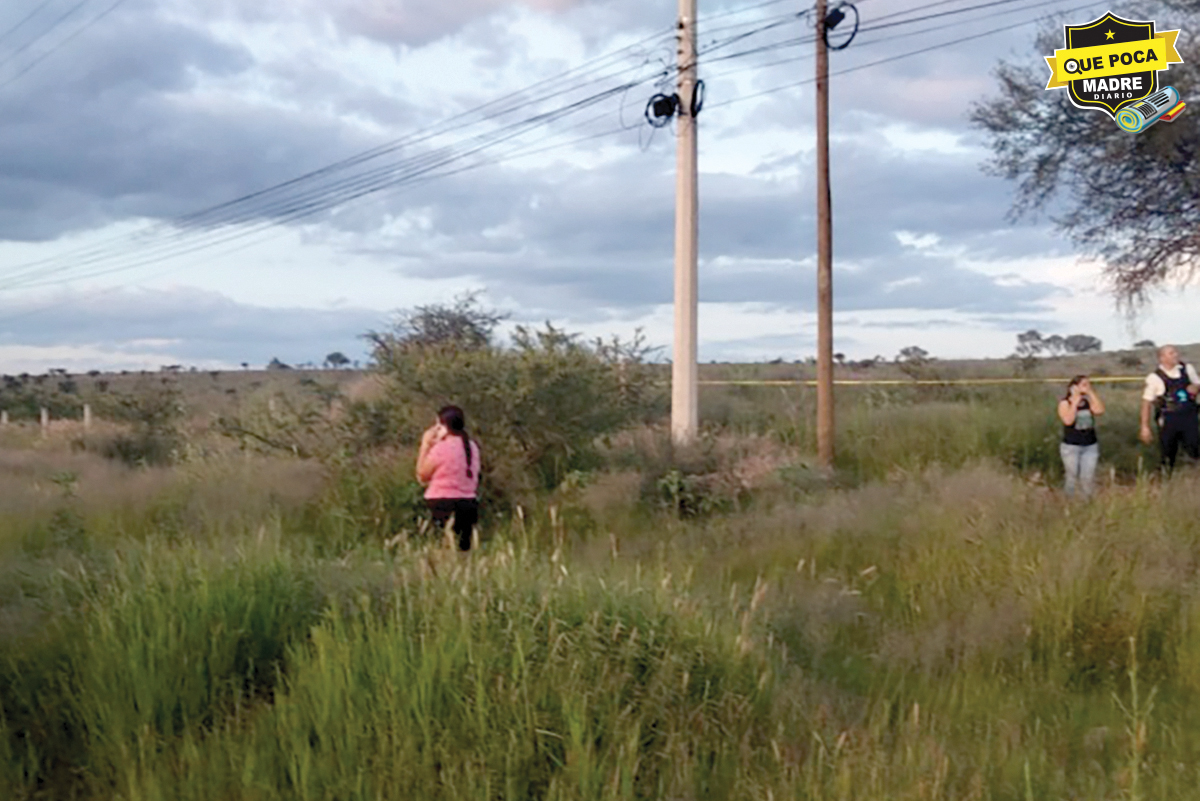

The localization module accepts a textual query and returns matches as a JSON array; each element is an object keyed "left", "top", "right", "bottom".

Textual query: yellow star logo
[{"left": 1105, "top": 30, "right": 1115, "bottom": 40}]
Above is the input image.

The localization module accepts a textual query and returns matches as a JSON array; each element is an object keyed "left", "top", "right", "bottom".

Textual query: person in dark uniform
[
  {"left": 1139, "top": 345, "right": 1200, "bottom": 472},
  {"left": 1058, "top": 375, "right": 1105, "bottom": 497}
]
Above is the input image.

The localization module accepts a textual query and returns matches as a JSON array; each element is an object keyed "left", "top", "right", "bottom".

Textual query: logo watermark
[{"left": 1045, "top": 11, "right": 1184, "bottom": 132}]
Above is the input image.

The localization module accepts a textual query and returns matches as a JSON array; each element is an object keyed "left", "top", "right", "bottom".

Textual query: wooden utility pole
[
  {"left": 672, "top": 0, "right": 700, "bottom": 445},
  {"left": 814, "top": 0, "right": 835, "bottom": 468}
]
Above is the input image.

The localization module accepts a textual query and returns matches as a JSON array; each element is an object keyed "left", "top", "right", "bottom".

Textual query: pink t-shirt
[{"left": 424, "top": 437, "right": 481, "bottom": 499}]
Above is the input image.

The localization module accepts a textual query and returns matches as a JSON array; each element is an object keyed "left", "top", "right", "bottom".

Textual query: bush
[
  {"left": 83, "top": 381, "right": 187, "bottom": 466},
  {"left": 657, "top": 469, "right": 735, "bottom": 518},
  {"left": 367, "top": 321, "right": 665, "bottom": 495},
  {"left": 1118, "top": 352, "right": 1143, "bottom": 369},
  {"left": 310, "top": 452, "right": 429, "bottom": 546},
  {"left": 0, "top": 382, "right": 83, "bottom": 421},
  {"left": 95, "top": 431, "right": 181, "bottom": 467}
]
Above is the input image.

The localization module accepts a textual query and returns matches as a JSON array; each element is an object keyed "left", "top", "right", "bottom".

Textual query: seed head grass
[{"left": 3, "top": 384, "right": 1200, "bottom": 799}]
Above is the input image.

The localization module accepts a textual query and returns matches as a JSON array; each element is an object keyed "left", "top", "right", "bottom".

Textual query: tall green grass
[
  {"left": 601, "top": 464, "right": 1200, "bottom": 798},
  {"left": 125, "top": 545, "right": 781, "bottom": 801},
  {"left": 703, "top": 382, "right": 1155, "bottom": 483},
  {"left": 0, "top": 533, "right": 324, "bottom": 797},
  {"left": 1, "top": 528, "right": 784, "bottom": 800},
  {"left": 4, "top": 384, "right": 1200, "bottom": 799}
]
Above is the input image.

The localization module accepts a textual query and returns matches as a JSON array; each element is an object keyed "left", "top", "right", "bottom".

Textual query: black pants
[
  {"left": 1159, "top": 413, "right": 1200, "bottom": 471},
  {"left": 426, "top": 498, "right": 479, "bottom": 551}
]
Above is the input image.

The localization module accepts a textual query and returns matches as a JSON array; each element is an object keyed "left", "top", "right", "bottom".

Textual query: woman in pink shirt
[{"left": 416, "top": 405, "right": 482, "bottom": 551}]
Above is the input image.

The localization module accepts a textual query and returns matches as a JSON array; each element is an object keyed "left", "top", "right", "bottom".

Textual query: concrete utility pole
[
  {"left": 814, "top": 0, "right": 835, "bottom": 469},
  {"left": 672, "top": 0, "right": 700, "bottom": 445}
]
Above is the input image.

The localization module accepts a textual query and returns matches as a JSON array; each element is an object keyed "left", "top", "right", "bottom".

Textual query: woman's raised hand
[{"left": 421, "top": 423, "right": 446, "bottom": 448}]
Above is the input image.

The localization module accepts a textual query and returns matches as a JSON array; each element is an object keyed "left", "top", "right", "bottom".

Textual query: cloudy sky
[{"left": 0, "top": 0, "right": 1193, "bottom": 372}]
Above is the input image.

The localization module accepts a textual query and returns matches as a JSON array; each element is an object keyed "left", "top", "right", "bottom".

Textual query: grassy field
[
  {"left": 2, "top": 362, "right": 1199, "bottom": 800},
  {"left": 2, "top": 341, "right": 1195, "bottom": 426}
]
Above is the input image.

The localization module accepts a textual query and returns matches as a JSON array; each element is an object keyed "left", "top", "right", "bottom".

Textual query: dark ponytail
[{"left": 437, "top": 405, "right": 473, "bottom": 478}]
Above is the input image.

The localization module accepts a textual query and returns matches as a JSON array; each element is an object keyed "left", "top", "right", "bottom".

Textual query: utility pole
[
  {"left": 814, "top": 0, "right": 835, "bottom": 468},
  {"left": 671, "top": 0, "right": 700, "bottom": 445}
]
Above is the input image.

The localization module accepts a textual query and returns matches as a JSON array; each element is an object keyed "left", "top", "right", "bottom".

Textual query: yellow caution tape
[{"left": 696, "top": 377, "right": 1146, "bottom": 387}]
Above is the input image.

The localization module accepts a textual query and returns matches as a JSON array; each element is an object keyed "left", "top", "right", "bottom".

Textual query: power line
[
  {"left": 0, "top": 0, "right": 1084, "bottom": 281},
  {"left": 705, "top": 0, "right": 1106, "bottom": 110},
  {"left": 700, "top": 0, "right": 1076, "bottom": 79},
  {"left": 0, "top": 118, "right": 638, "bottom": 323},
  {"left": 0, "top": 0, "right": 953, "bottom": 311},
  {"left": 700, "top": 0, "right": 796, "bottom": 24},
  {"left": 702, "top": 0, "right": 1076, "bottom": 67},
  {"left": 0, "top": 57, "right": 672, "bottom": 291},
  {"left": 0, "top": 0, "right": 95, "bottom": 73},
  {"left": 859, "top": 0, "right": 1056, "bottom": 34},
  {"left": 0, "top": 0, "right": 1100, "bottom": 303},
  {"left": 0, "top": 0, "right": 869, "bottom": 290},
  {"left": 165, "top": 30, "right": 675, "bottom": 229},
  {"left": 0, "top": 0, "right": 128, "bottom": 90},
  {"left": 698, "top": 10, "right": 806, "bottom": 45},
  {"left": 0, "top": 28, "right": 676, "bottom": 288},
  {"left": 866, "top": 0, "right": 997, "bottom": 24},
  {"left": 0, "top": 0, "right": 1077, "bottom": 291},
  {"left": 176, "top": 62, "right": 664, "bottom": 230},
  {"left": 698, "top": 11, "right": 809, "bottom": 61},
  {"left": 0, "top": 0, "right": 58, "bottom": 50}
]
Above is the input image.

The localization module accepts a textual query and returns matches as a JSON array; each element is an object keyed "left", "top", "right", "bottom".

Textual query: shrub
[
  {"left": 1117, "top": 352, "right": 1143, "bottom": 369},
  {"left": 85, "top": 381, "right": 187, "bottom": 466},
  {"left": 367, "top": 321, "right": 664, "bottom": 494},
  {"left": 657, "top": 468, "right": 732, "bottom": 518},
  {"left": 896, "top": 346, "right": 939, "bottom": 381}
]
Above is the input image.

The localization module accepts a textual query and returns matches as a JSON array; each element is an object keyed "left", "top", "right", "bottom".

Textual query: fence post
[
  {"left": 83, "top": 403, "right": 93, "bottom": 430},
  {"left": 0, "top": 410, "right": 7, "bottom": 426},
  {"left": 40, "top": 407, "right": 49, "bottom": 438}
]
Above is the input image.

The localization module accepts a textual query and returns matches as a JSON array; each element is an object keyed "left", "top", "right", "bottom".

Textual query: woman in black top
[{"left": 1057, "top": 375, "right": 1105, "bottom": 497}]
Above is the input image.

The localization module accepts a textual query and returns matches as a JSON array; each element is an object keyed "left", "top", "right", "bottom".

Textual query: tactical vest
[{"left": 1156, "top": 364, "right": 1197, "bottom": 420}]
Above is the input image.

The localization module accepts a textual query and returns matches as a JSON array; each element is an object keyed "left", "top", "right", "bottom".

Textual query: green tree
[
  {"left": 970, "top": 1, "right": 1199, "bottom": 306},
  {"left": 324, "top": 352, "right": 351, "bottom": 369},
  {"left": 896, "top": 346, "right": 934, "bottom": 380},
  {"left": 1044, "top": 334, "right": 1067, "bottom": 357},
  {"left": 369, "top": 292, "right": 507, "bottom": 355},
  {"left": 1063, "top": 334, "right": 1103, "bottom": 354},
  {"left": 1014, "top": 330, "right": 1044, "bottom": 358},
  {"left": 368, "top": 304, "right": 662, "bottom": 492},
  {"left": 97, "top": 381, "right": 187, "bottom": 465}
]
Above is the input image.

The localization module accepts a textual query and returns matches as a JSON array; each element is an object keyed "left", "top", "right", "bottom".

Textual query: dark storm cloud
[
  {"left": 0, "top": 0, "right": 395, "bottom": 242},
  {"left": 0, "top": 0, "right": 1058, "bottom": 248},
  {"left": 0, "top": 287, "right": 384, "bottom": 366},
  {"left": 0, "top": 0, "right": 1093, "bottom": 367}
]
